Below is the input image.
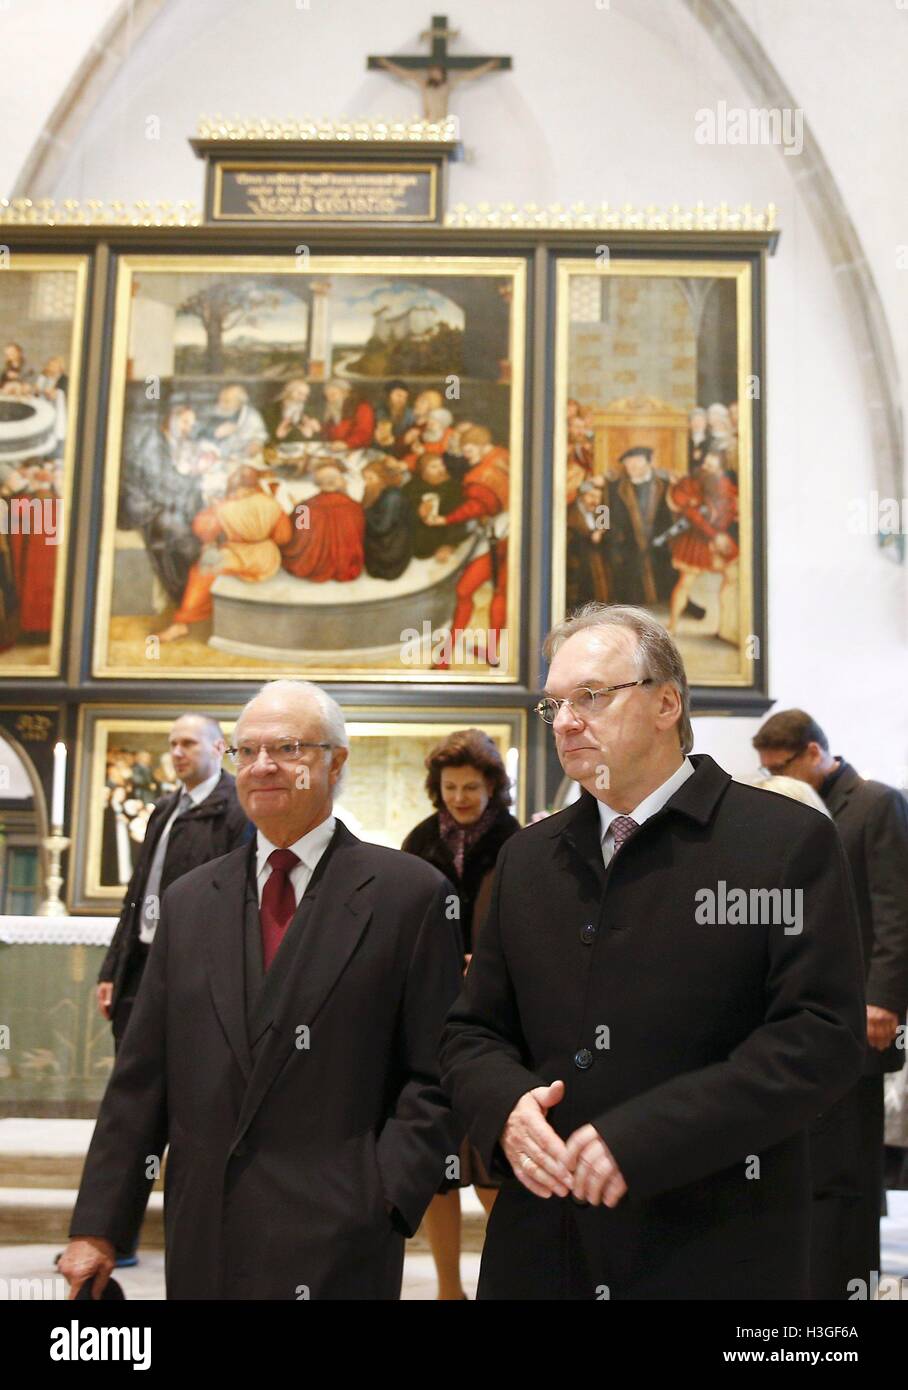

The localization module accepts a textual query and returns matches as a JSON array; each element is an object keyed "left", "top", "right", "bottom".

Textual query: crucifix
[{"left": 368, "top": 14, "right": 511, "bottom": 122}]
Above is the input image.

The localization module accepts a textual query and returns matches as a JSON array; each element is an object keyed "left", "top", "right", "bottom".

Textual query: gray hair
[
  {"left": 236, "top": 679, "right": 349, "bottom": 792},
  {"left": 543, "top": 603, "right": 693, "bottom": 755}
]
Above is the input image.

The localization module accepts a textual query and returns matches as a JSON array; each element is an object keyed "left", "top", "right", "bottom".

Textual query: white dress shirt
[
  {"left": 597, "top": 758, "right": 695, "bottom": 867},
  {"left": 255, "top": 815, "right": 336, "bottom": 907}
]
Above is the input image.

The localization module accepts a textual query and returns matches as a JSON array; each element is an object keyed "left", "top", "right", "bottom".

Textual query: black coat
[
  {"left": 119, "top": 423, "right": 204, "bottom": 604},
  {"left": 401, "top": 807, "right": 521, "bottom": 954},
  {"left": 607, "top": 475, "right": 676, "bottom": 606},
  {"left": 98, "top": 772, "right": 253, "bottom": 1008},
  {"left": 440, "top": 754, "right": 866, "bottom": 1299},
  {"left": 822, "top": 760, "right": 908, "bottom": 1073},
  {"left": 72, "top": 821, "right": 463, "bottom": 1299},
  {"left": 363, "top": 486, "right": 413, "bottom": 580}
]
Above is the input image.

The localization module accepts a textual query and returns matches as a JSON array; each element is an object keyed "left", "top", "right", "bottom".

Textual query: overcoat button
[
  {"left": 579, "top": 922, "right": 596, "bottom": 944},
  {"left": 574, "top": 1048, "right": 593, "bottom": 1070}
]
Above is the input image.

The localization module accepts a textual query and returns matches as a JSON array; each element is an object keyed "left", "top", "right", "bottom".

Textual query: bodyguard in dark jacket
[
  {"left": 98, "top": 715, "right": 252, "bottom": 1044},
  {"left": 754, "top": 709, "right": 908, "bottom": 1298},
  {"left": 441, "top": 606, "right": 866, "bottom": 1300}
]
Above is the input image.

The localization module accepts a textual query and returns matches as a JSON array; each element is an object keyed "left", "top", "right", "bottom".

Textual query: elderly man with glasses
[
  {"left": 60, "top": 679, "right": 463, "bottom": 1301},
  {"left": 441, "top": 604, "right": 866, "bottom": 1300}
]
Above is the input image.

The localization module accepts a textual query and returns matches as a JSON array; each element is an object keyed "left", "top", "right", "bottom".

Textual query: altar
[{"left": 0, "top": 917, "right": 114, "bottom": 1117}]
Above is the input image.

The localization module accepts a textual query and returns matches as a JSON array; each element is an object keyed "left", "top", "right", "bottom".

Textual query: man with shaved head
[
  {"left": 62, "top": 681, "right": 462, "bottom": 1300},
  {"left": 97, "top": 713, "right": 252, "bottom": 1050}
]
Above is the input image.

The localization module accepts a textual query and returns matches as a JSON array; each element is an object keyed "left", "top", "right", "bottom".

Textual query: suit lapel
[
  {"left": 556, "top": 791, "right": 606, "bottom": 891},
  {"left": 204, "top": 842, "right": 255, "bottom": 1082},
  {"left": 232, "top": 822, "right": 375, "bottom": 1142}
]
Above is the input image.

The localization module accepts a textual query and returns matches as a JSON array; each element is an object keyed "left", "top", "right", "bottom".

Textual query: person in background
[
  {"left": 93, "top": 712, "right": 252, "bottom": 1266},
  {"left": 402, "top": 729, "right": 521, "bottom": 1300},
  {"left": 98, "top": 715, "right": 252, "bottom": 1048},
  {"left": 753, "top": 708, "right": 908, "bottom": 1299}
]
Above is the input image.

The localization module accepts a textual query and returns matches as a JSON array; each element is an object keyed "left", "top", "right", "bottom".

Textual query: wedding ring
[{"left": 520, "top": 1154, "right": 533, "bottom": 1170}]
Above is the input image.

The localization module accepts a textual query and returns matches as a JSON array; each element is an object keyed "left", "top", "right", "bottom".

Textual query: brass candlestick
[{"left": 38, "top": 826, "right": 71, "bottom": 917}]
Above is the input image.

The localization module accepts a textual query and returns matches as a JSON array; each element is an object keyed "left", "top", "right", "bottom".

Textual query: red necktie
[{"left": 260, "top": 848, "right": 300, "bottom": 971}]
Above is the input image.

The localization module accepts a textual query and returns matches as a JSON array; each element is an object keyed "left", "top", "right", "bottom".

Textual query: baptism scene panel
[
  {"left": 554, "top": 258, "right": 758, "bottom": 688},
  {"left": 92, "top": 254, "right": 525, "bottom": 682},
  {"left": 0, "top": 255, "right": 89, "bottom": 676}
]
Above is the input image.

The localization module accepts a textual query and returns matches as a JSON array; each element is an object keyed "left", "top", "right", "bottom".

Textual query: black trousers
[
  {"left": 808, "top": 1074, "right": 884, "bottom": 1299},
  {"left": 109, "top": 940, "right": 151, "bottom": 1255},
  {"left": 110, "top": 941, "right": 150, "bottom": 1051}
]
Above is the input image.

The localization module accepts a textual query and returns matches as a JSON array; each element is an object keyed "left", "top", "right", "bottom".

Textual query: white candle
[{"left": 52, "top": 741, "right": 67, "bottom": 829}]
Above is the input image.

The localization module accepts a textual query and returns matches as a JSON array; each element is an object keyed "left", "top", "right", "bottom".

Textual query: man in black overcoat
[
  {"left": 441, "top": 603, "right": 866, "bottom": 1300},
  {"left": 98, "top": 714, "right": 253, "bottom": 1047},
  {"left": 754, "top": 708, "right": 908, "bottom": 1299},
  {"left": 61, "top": 679, "right": 463, "bottom": 1300}
]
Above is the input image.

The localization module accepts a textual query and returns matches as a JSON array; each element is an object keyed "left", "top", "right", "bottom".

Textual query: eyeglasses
[
  {"left": 227, "top": 740, "right": 333, "bottom": 768},
  {"left": 755, "top": 749, "right": 803, "bottom": 779},
  {"left": 535, "top": 680, "right": 654, "bottom": 724}
]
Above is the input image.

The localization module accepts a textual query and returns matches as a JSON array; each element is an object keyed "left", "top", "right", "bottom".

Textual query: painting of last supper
[{"left": 92, "top": 254, "right": 525, "bottom": 681}]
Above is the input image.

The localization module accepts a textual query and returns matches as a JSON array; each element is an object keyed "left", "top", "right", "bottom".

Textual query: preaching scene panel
[
  {"left": 0, "top": 256, "right": 87, "bottom": 675},
  {"left": 94, "top": 256, "right": 524, "bottom": 681},
  {"left": 556, "top": 260, "right": 754, "bottom": 686}
]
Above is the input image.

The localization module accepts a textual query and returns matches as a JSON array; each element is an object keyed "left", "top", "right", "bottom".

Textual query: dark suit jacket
[
  {"left": 72, "top": 821, "right": 463, "bottom": 1300},
  {"left": 99, "top": 771, "right": 253, "bottom": 1010},
  {"left": 440, "top": 754, "right": 866, "bottom": 1299},
  {"left": 823, "top": 760, "right": 908, "bottom": 1073}
]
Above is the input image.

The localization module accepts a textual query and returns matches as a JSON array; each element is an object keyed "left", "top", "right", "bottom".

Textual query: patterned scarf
[{"left": 438, "top": 802, "right": 501, "bottom": 878}]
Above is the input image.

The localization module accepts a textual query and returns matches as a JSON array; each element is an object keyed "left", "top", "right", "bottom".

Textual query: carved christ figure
[{"left": 375, "top": 57, "right": 503, "bottom": 121}]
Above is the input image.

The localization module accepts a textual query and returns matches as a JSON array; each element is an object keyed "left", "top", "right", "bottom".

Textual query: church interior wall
[{"left": 0, "top": 0, "right": 904, "bottom": 810}]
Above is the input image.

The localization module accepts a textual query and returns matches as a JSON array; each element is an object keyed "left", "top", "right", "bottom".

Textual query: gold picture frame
[
  {"left": 0, "top": 253, "right": 89, "bottom": 677},
  {"left": 92, "top": 253, "right": 526, "bottom": 682},
  {"left": 553, "top": 257, "right": 758, "bottom": 689}
]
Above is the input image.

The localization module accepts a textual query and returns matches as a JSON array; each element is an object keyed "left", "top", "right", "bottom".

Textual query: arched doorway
[{"left": 0, "top": 733, "right": 49, "bottom": 915}]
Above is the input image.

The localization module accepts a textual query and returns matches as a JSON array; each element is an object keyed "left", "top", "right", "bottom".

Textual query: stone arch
[
  {"left": 0, "top": 732, "right": 52, "bottom": 904},
  {"left": 682, "top": 0, "right": 903, "bottom": 542}
]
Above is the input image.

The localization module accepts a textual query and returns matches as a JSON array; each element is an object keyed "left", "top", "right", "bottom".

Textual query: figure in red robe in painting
[
  {"left": 318, "top": 379, "right": 374, "bottom": 450},
  {"left": 0, "top": 462, "right": 60, "bottom": 651},
  {"left": 280, "top": 461, "right": 365, "bottom": 583},
  {"left": 667, "top": 451, "right": 739, "bottom": 643},
  {"left": 157, "top": 467, "right": 292, "bottom": 642},
  {"left": 419, "top": 425, "right": 509, "bottom": 667}
]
